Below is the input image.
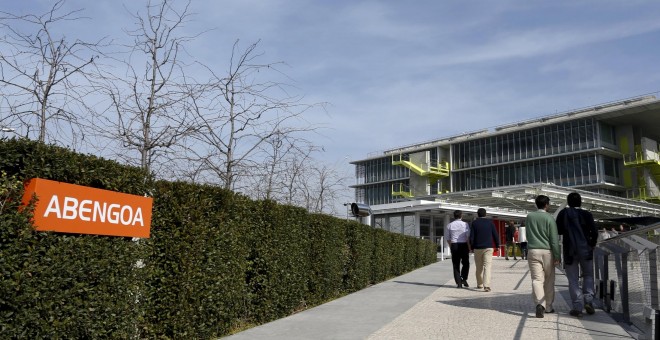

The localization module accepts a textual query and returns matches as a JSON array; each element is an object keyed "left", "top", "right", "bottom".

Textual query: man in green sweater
[{"left": 526, "top": 195, "right": 561, "bottom": 318}]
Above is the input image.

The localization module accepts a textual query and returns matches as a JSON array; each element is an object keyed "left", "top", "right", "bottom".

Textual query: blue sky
[{"left": 6, "top": 0, "right": 660, "bottom": 198}]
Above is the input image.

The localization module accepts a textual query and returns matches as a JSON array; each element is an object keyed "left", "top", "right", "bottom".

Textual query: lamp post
[
  {"left": 0, "top": 127, "right": 23, "bottom": 139},
  {"left": 0, "top": 127, "right": 20, "bottom": 137}
]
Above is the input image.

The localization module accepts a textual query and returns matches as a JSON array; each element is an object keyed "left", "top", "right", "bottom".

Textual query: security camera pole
[{"left": 348, "top": 202, "right": 372, "bottom": 226}]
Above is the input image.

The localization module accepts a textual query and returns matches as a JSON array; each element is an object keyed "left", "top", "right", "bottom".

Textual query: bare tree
[
  {"left": 244, "top": 135, "right": 350, "bottom": 215},
  {"left": 0, "top": 0, "right": 104, "bottom": 146},
  {"left": 187, "top": 40, "right": 320, "bottom": 191},
  {"left": 96, "top": 0, "right": 200, "bottom": 174},
  {"left": 247, "top": 133, "right": 317, "bottom": 201},
  {"left": 296, "top": 161, "right": 349, "bottom": 215},
  {"left": 279, "top": 145, "right": 315, "bottom": 206}
]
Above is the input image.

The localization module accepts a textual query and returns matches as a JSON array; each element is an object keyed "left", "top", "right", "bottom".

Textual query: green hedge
[
  {"left": 343, "top": 220, "right": 373, "bottom": 292},
  {"left": 0, "top": 139, "right": 149, "bottom": 338},
  {"left": 140, "top": 181, "right": 248, "bottom": 338},
  {"left": 306, "top": 214, "right": 345, "bottom": 306},
  {"left": 244, "top": 201, "right": 310, "bottom": 323},
  {"left": 0, "top": 139, "right": 437, "bottom": 339}
]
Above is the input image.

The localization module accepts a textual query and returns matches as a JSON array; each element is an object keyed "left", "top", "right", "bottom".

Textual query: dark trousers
[
  {"left": 520, "top": 242, "right": 528, "bottom": 259},
  {"left": 450, "top": 242, "right": 470, "bottom": 285}
]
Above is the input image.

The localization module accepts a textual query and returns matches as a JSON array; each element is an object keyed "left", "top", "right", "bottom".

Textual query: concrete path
[{"left": 223, "top": 256, "right": 634, "bottom": 340}]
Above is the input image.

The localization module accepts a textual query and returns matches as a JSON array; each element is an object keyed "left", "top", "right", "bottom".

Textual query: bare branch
[
  {"left": 95, "top": 0, "right": 201, "bottom": 175},
  {"left": 0, "top": 0, "right": 107, "bottom": 146}
]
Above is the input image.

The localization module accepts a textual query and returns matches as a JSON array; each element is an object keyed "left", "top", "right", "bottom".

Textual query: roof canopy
[{"left": 371, "top": 183, "right": 660, "bottom": 223}]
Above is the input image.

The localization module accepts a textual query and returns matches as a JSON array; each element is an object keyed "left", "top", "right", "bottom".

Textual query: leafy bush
[
  {"left": 140, "top": 181, "right": 248, "bottom": 339},
  {"left": 0, "top": 164, "right": 144, "bottom": 338},
  {"left": 306, "top": 214, "right": 345, "bottom": 305},
  {"left": 244, "top": 201, "right": 309, "bottom": 323},
  {"left": 0, "top": 139, "right": 437, "bottom": 338},
  {"left": 343, "top": 220, "right": 374, "bottom": 292}
]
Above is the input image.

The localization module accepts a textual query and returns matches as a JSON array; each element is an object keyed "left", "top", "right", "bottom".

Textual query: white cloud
[
  {"left": 421, "top": 17, "right": 660, "bottom": 67},
  {"left": 5, "top": 0, "right": 660, "bottom": 209}
]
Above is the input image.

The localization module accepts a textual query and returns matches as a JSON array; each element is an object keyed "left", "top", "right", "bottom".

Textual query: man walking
[
  {"left": 470, "top": 208, "right": 500, "bottom": 292},
  {"left": 445, "top": 210, "right": 471, "bottom": 288},
  {"left": 505, "top": 221, "right": 519, "bottom": 260},
  {"left": 556, "top": 192, "right": 598, "bottom": 317},
  {"left": 526, "top": 195, "right": 561, "bottom": 318}
]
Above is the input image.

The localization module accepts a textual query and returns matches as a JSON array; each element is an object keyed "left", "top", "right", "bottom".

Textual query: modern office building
[{"left": 350, "top": 95, "right": 660, "bottom": 246}]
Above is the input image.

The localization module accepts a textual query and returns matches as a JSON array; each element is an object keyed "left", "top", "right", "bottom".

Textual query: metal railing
[
  {"left": 420, "top": 236, "right": 447, "bottom": 260},
  {"left": 593, "top": 222, "right": 660, "bottom": 339}
]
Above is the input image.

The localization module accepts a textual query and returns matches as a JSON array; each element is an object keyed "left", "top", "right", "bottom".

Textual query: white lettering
[
  {"left": 42, "top": 196, "right": 146, "bottom": 226},
  {"left": 94, "top": 201, "right": 107, "bottom": 222},
  {"left": 120, "top": 205, "right": 132, "bottom": 225},
  {"left": 62, "top": 197, "right": 78, "bottom": 220},
  {"left": 133, "top": 208, "right": 144, "bottom": 226},
  {"left": 108, "top": 204, "right": 120, "bottom": 224},
  {"left": 43, "top": 195, "right": 62, "bottom": 218},
  {"left": 79, "top": 200, "right": 92, "bottom": 221}
]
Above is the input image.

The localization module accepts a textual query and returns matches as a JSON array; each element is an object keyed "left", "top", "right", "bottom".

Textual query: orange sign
[{"left": 22, "top": 178, "right": 152, "bottom": 238}]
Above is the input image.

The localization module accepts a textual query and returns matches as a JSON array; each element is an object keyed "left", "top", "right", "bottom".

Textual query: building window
[
  {"left": 599, "top": 122, "right": 616, "bottom": 147},
  {"left": 603, "top": 156, "right": 619, "bottom": 179},
  {"left": 420, "top": 216, "right": 431, "bottom": 238},
  {"left": 403, "top": 215, "right": 416, "bottom": 236},
  {"left": 454, "top": 153, "right": 604, "bottom": 191},
  {"left": 452, "top": 118, "right": 598, "bottom": 169}
]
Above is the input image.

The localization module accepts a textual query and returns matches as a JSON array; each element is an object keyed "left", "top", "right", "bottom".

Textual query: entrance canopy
[{"left": 371, "top": 183, "right": 660, "bottom": 223}]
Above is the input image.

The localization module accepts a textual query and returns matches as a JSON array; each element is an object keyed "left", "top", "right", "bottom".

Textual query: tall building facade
[{"left": 350, "top": 95, "right": 660, "bottom": 245}]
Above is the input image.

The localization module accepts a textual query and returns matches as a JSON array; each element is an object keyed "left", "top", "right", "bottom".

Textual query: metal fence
[{"left": 594, "top": 222, "right": 660, "bottom": 339}]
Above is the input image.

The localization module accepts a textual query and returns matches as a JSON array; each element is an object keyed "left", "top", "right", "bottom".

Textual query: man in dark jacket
[
  {"left": 470, "top": 208, "right": 500, "bottom": 292},
  {"left": 556, "top": 192, "right": 598, "bottom": 318}
]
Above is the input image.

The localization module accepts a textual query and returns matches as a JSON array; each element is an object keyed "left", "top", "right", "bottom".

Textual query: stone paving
[
  {"left": 224, "top": 256, "right": 635, "bottom": 340},
  {"left": 368, "top": 258, "right": 632, "bottom": 339}
]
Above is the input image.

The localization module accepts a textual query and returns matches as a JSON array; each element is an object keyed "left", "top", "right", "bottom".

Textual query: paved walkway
[{"left": 223, "top": 256, "right": 635, "bottom": 339}]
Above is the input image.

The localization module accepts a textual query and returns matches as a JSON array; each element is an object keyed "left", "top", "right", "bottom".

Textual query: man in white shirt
[
  {"left": 445, "top": 210, "right": 471, "bottom": 288},
  {"left": 597, "top": 228, "right": 611, "bottom": 242},
  {"left": 519, "top": 223, "right": 528, "bottom": 260}
]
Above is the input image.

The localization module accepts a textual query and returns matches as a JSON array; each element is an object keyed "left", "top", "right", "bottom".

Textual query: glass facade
[
  {"left": 403, "top": 215, "right": 416, "bottom": 236},
  {"left": 420, "top": 216, "right": 430, "bottom": 238},
  {"left": 353, "top": 117, "right": 624, "bottom": 205},
  {"left": 433, "top": 218, "right": 444, "bottom": 244},
  {"left": 355, "top": 157, "right": 409, "bottom": 185},
  {"left": 454, "top": 153, "right": 621, "bottom": 191},
  {"left": 377, "top": 214, "right": 416, "bottom": 235},
  {"left": 453, "top": 118, "right": 600, "bottom": 169},
  {"left": 356, "top": 180, "right": 409, "bottom": 205}
]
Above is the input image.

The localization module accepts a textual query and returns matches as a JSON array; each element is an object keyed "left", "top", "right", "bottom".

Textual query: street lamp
[{"left": 0, "top": 127, "right": 22, "bottom": 138}]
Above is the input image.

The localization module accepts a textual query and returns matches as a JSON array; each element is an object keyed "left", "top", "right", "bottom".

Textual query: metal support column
[
  {"left": 603, "top": 253, "right": 611, "bottom": 312},
  {"left": 621, "top": 252, "right": 630, "bottom": 324}
]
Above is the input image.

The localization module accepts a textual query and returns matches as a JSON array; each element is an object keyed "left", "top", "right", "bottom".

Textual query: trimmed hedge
[
  {"left": 244, "top": 201, "right": 310, "bottom": 323},
  {"left": 306, "top": 214, "right": 346, "bottom": 306},
  {"left": 139, "top": 181, "right": 248, "bottom": 338},
  {"left": 0, "top": 139, "right": 149, "bottom": 338},
  {"left": 0, "top": 139, "right": 437, "bottom": 338}
]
